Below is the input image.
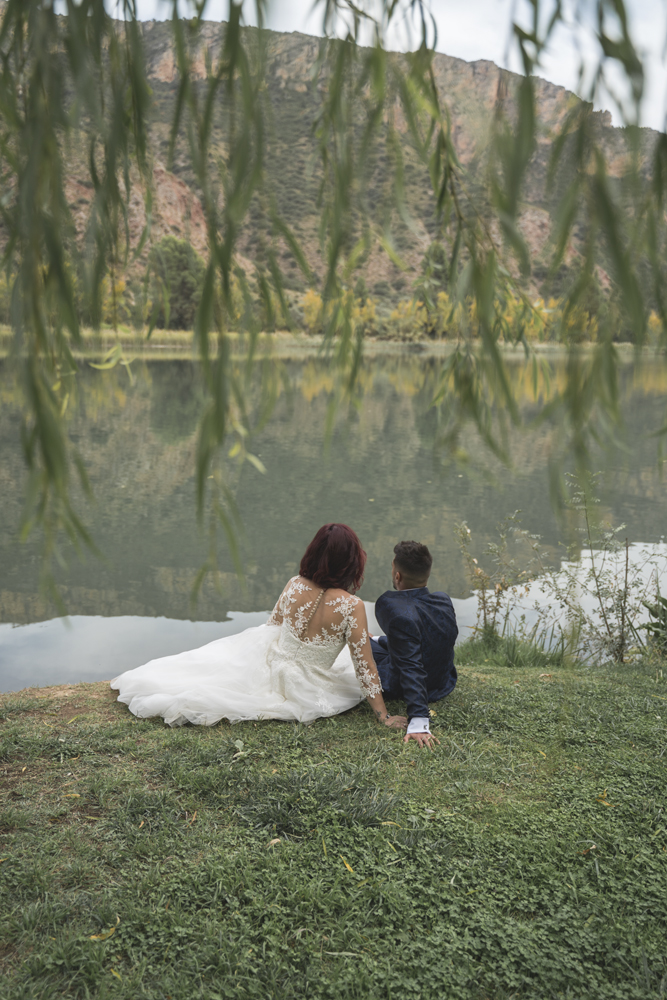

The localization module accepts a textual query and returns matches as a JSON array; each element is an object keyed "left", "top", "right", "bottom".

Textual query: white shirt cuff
[{"left": 407, "top": 717, "right": 430, "bottom": 735}]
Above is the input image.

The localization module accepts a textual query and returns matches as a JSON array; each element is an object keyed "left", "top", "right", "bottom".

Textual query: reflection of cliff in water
[{"left": 1, "top": 356, "right": 666, "bottom": 625}]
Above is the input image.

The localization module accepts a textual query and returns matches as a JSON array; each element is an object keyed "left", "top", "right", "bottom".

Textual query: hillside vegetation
[{"left": 5, "top": 15, "right": 656, "bottom": 335}]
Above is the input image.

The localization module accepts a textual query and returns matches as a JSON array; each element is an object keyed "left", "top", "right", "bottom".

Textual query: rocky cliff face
[
  {"left": 3, "top": 10, "right": 659, "bottom": 299},
  {"left": 138, "top": 20, "right": 659, "bottom": 297}
]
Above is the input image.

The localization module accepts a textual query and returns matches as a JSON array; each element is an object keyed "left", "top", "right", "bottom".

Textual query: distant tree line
[
  {"left": 0, "top": 230, "right": 648, "bottom": 346},
  {"left": 0, "top": 236, "right": 205, "bottom": 332}
]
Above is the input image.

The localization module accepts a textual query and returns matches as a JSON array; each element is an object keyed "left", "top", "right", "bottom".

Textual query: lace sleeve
[
  {"left": 267, "top": 576, "right": 296, "bottom": 626},
  {"left": 344, "top": 598, "right": 382, "bottom": 699},
  {"left": 267, "top": 600, "right": 283, "bottom": 627}
]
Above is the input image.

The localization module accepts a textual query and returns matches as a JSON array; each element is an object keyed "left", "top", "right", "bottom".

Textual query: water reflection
[
  {"left": 486, "top": 542, "right": 667, "bottom": 658},
  {"left": 1, "top": 354, "right": 665, "bottom": 690},
  {"left": 0, "top": 613, "right": 266, "bottom": 692},
  {"left": 0, "top": 602, "right": 482, "bottom": 691}
]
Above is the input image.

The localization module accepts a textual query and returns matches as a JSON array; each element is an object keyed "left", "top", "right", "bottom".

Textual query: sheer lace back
[
  {"left": 298, "top": 585, "right": 327, "bottom": 640},
  {"left": 267, "top": 576, "right": 382, "bottom": 698}
]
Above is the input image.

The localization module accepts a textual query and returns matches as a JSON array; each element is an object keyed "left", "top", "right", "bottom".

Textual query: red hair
[{"left": 299, "top": 524, "right": 366, "bottom": 593}]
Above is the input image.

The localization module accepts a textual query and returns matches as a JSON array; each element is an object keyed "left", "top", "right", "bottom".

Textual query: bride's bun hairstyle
[{"left": 300, "top": 524, "right": 367, "bottom": 593}]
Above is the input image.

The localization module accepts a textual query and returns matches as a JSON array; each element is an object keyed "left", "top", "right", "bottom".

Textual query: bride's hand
[{"left": 383, "top": 714, "right": 407, "bottom": 730}]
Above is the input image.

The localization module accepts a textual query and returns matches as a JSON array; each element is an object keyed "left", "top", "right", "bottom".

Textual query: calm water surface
[{"left": 1, "top": 354, "right": 665, "bottom": 691}]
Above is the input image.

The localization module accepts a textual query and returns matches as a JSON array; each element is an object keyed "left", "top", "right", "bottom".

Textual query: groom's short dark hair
[{"left": 393, "top": 540, "right": 432, "bottom": 583}]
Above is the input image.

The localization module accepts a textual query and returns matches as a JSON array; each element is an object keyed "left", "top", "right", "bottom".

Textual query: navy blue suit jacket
[{"left": 372, "top": 588, "right": 458, "bottom": 721}]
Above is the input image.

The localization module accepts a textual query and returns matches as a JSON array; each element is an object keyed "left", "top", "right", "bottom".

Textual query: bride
[{"left": 111, "top": 524, "right": 407, "bottom": 732}]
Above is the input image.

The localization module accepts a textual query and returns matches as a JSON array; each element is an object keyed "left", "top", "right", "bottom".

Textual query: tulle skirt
[{"left": 110, "top": 623, "right": 365, "bottom": 727}]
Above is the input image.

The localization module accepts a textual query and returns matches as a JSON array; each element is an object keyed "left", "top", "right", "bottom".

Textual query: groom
[{"left": 371, "top": 541, "right": 458, "bottom": 749}]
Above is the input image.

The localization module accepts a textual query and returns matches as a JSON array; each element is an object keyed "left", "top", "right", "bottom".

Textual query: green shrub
[{"left": 146, "top": 236, "right": 205, "bottom": 331}]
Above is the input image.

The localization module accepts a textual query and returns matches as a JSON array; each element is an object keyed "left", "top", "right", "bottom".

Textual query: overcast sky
[{"left": 122, "top": 0, "right": 667, "bottom": 131}]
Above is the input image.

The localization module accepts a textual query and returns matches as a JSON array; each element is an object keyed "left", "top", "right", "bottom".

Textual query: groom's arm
[{"left": 383, "top": 614, "right": 430, "bottom": 725}]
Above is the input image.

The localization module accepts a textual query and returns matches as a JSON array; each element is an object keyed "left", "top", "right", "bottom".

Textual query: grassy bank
[
  {"left": 1, "top": 657, "right": 666, "bottom": 1000},
  {"left": 2, "top": 323, "right": 663, "bottom": 361}
]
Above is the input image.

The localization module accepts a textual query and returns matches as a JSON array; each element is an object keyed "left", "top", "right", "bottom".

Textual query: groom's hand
[{"left": 403, "top": 732, "right": 440, "bottom": 750}]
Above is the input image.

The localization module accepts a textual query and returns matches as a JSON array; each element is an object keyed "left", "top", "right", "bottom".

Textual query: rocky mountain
[
  {"left": 143, "top": 20, "right": 660, "bottom": 299},
  {"left": 6, "top": 10, "right": 662, "bottom": 304}
]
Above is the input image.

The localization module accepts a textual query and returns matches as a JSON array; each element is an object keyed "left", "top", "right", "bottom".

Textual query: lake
[{"left": 1, "top": 351, "right": 666, "bottom": 691}]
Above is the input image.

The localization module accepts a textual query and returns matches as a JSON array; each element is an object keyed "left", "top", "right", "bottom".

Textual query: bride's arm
[
  {"left": 267, "top": 601, "right": 283, "bottom": 626},
  {"left": 347, "top": 600, "right": 407, "bottom": 730},
  {"left": 267, "top": 577, "right": 293, "bottom": 626}
]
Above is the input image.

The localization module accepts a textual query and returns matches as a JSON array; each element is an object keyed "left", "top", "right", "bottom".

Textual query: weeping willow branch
[{"left": 0, "top": 0, "right": 665, "bottom": 608}]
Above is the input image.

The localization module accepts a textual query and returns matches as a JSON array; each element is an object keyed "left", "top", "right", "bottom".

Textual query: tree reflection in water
[{"left": 1, "top": 355, "right": 666, "bottom": 631}]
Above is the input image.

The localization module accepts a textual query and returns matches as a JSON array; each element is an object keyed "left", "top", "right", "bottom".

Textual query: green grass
[{"left": 1, "top": 658, "right": 666, "bottom": 1000}]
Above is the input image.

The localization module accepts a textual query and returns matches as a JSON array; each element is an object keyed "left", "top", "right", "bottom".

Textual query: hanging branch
[{"left": 0, "top": 0, "right": 664, "bottom": 609}]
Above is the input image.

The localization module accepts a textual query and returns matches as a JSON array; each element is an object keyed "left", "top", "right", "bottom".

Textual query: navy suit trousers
[
  {"left": 370, "top": 633, "right": 456, "bottom": 709},
  {"left": 370, "top": 636, "right": 400, "bottom": 698}
]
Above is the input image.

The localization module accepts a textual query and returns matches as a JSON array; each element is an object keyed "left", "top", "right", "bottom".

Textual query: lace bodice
[{"left": 268, "top": 576, "right": 382, "bottom": 698}]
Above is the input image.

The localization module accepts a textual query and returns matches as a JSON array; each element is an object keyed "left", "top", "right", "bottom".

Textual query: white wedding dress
[{"left": 110, "top": 577, "right": 382, "bottom": 727}]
